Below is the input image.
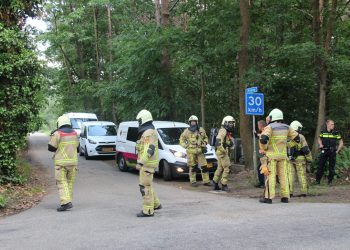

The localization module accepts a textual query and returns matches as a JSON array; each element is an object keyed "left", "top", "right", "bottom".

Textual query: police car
[{"left": 115, "top": 121, "right": 218, "bottom": 180}]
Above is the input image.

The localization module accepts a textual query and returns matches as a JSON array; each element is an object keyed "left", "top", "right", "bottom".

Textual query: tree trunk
[
  {"left": 93, "top": 6, "right": 104, "bottom": 119},
  {"left": 107, "top": 5, "right": 117, "bottom": 123},
  {"left": 93, "top": 6, "right": 100, "bottom": 83},
  {"left": 155, "top": 0, "right": 161, "bottom": 26},
  {"left": 69, "top": 3, "right": 85, "bottom": 80},
  {"left": 311, "top": 0, "right": 337, "bottom": 157},
  {"left": 200, "top": 70, "right": 206, "bottom": 128},
  {"left": 238, "top": 0, "right": 253, "bottom": 169},
  {"left": 157, "top": 0, "right": 174, "bottom": 119}
]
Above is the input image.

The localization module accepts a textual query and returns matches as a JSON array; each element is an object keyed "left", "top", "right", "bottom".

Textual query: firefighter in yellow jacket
[
  {"left": 135, "top": 109, "right": 161, "bottom": 217},
  {"left": 180, "top": 115, "right": 210, "bottom": 187},
  {"left": 259, "top": 109, "right": 300, "bottom": 204},
  {"left": 213, "top": 116, "right": 235, "bottom": 192},
  {"left": 48, "top": 115, "right": 79, "bottom": 212},
  {"left": 287, "top": 121, "right": 312, "bottom": 197}
]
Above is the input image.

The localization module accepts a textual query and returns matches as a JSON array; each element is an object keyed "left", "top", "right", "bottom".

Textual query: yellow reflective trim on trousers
[
  {"left": 282, "top": 160, "right": 290, "bottom": 196},
  {"left": 143, "top": 205, "right": 154, "bottom": 209}
]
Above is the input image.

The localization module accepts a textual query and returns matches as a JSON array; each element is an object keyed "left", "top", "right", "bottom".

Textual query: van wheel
[
  {"left": 79, "top": 146, "right": 84, "bottom": 156},
  {"left": 162, "top": 160, "right": 172, "bottom": 181},
  {"left": 85, "top": 146, "right": 91, "bottom": 160},
  {"left": 117, "top": 154, "right": 128, "bottom": 172}
]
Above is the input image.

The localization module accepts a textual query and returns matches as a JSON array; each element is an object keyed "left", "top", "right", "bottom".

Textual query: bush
[
  {"left": 0, "top": 23, "right": 44, "bottom": 184},
  {"left": 0, "top": 195, "right": 6, "bottom": 209},
  {"left": 335, "top": 146, "right": 350, "bottom": 180}
]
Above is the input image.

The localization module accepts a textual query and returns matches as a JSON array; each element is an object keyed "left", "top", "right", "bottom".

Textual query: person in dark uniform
[{"left": 316, "top": 120, "right": 344, "bottom": 185}]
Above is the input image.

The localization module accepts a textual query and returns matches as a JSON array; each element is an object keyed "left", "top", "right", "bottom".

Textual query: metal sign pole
[{"left": 252, "top": 115, "right": 257, "bottom": 172}]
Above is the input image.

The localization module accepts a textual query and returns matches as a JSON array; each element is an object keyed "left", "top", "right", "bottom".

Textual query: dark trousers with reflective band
[{"left": 317, "top": 149, "right": 336, "bottom": 183}]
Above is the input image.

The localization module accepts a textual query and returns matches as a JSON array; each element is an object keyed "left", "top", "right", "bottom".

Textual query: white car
[
  {"left": 79, "top": 121, "right": 117, "bottom": 159},
  {"left": 115, "top": 121, "right": 218, "bottom": 180}
]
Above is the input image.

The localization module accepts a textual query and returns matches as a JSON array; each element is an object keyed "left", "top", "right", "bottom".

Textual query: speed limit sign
[{"left": 245, "top": 92, "right": 264, "bottom": 115}]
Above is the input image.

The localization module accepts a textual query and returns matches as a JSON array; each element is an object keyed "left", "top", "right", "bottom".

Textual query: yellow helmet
[
  {"left": 290, "top": 120, "right": 303, "bottom": 133},
  {"left": 188, "top": 115, "right": 199, "bottom": 122},
  {"left": 57, "top": 115, "right": 71, "bottom": 128},
  {"left": 136, "top": 109, "right": 153, "bottom": 125},
  {"left": 268, "top": 108, "right": 283, "bottom": 122}
]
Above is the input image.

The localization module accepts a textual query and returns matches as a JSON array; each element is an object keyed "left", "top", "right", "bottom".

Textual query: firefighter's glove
[{"left": 260, "top": 165, "right": 269, "bottom": 176}]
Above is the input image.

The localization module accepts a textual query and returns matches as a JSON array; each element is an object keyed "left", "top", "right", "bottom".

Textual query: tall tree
[
  {"left": 238, "top": 0, "right": 253, "bottom": 169},
  {"left": 311, "top": 0, "right": 338, "bottom": 156}
]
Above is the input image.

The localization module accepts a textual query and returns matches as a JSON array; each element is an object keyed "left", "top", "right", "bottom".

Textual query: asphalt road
[{"left": 1, "top": 133, "right": 350, "bottom": 250}]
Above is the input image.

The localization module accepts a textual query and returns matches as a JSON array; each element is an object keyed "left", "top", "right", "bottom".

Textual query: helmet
[
  {"left": 136, "top": 109, "right": 153, "bottom": 125},
  {"left": 222, "top": 115, "right": 235, "bottom": 132},
  {"left": 188, "top": 115, "right": 198, "bottom": 123},
  {"left": 268, "top": 108, "right": 283, "bottom": 122},
  {"left": 290, "top": 120, "right": 303, "bottom": 133},
  {"left": 57, "top": 115, "right": 71, "bottom": 128}
]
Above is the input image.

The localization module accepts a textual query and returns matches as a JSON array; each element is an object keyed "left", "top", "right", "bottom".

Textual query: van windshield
[
  {"left": 157, "top": 127, "right": 187, "bottom": 145},
  {"left": 88, "top": 125, "right": 117, "bottom": 136},
  {"left": 70, "top": 118, "right": 97, "bottom": 129}
]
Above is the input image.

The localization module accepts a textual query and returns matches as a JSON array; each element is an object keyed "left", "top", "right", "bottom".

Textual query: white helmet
[
  {"left": 188, "top": 115, "right": 199, "bottom": 122},
  {"left": 290, "top": 120, "right": 303, "bottom": 133},
  {"left": 269, "top": 108, "right": 283, "bottom": 122},
  {"left": 222, "top": 116, "right": 235, "bottom": 132},
  {"left": 222, "top": 115, "right": 235, "bottom": 125},
  {"left": 57, "top": 115, "right": 71, "bottom": 128},
  {"left": 136, "top": 109, "right": 153, "bottom": 125}
]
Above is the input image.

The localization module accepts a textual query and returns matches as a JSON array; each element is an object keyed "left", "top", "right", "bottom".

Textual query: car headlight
[
  {"left": 170, "top": 149, "right": 186, "bottom": 158},
  {"left": 88, "top": 139, "right": 97, "bottom": 144}
]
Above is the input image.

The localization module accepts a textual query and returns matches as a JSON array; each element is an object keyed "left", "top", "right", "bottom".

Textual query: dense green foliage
[
  {"left": 42, "top": 0, "right": 350, "bottom": 144},
  {"left": 0, "top": 1, "right": 45, "bottom": 183},
  {"left": 336, "top": 146, "right": 350, "bottom": 179}
]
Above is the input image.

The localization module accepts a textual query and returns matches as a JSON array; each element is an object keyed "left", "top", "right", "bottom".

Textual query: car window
[
  {"left": 127, "top": 127, "right": 138, "bottom": 142},
  {"left": 70, "top": 118, "right": 98, "bottom": 129},
  {"left": 88, "top": 125, "right": 117, "bottom": 136},
  {"left": 157, "top": 127, "right": 186, "bottom": 145}
]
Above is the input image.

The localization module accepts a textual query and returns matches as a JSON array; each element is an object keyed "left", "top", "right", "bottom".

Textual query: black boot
[
  {"left": 221, "top": 184, "right": 230, "bottom": 192},
  {"left": 57, "top": 202, "right": 73, "bottom": 212},
  {"left": 259, "top": 198, "right": 272, "bottom": 204},
  {"left": 213, "top": 181, "right": 220, "bottom": 191},
  {"left": 191, "top": 182, "right": 198, "bottom": 187},
  {"left": 281, "top": 197, "right": 289, "bottom": 203},
  {"left": 290, "top": 193, "right": 293, "bottom": 198},
  {"left": 136, "top": 211, "right": 154, "bottom": 217},
  {"left": 155, "top": 204, "right": 162, "bottom": 210}
]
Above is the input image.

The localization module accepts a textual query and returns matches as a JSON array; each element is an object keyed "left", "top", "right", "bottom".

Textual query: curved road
[{"left": 0, "top": 134, "right": 349, "bottom": 250}]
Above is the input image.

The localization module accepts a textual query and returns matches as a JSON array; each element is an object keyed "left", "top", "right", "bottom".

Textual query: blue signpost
[{"left": 245, "top": 88, "right": 264, "bottom": 171}]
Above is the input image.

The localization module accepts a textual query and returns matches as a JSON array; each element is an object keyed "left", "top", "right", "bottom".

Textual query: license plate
[
  {"left": 102, "top": 147, "right": 113, "bottom": 152},
  {"left": 207, "top": 163, "right": 213, "bottom": 168}
]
